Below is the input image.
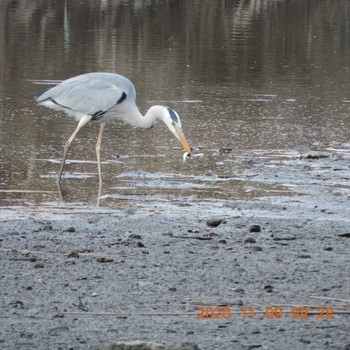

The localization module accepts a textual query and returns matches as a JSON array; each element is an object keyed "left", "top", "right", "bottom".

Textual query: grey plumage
[
  {"left": 36, "top": 72, "right": 135, "bottom": 122},
  {"left": 35, "top": 72, "right": 192, "bottom": 192}
]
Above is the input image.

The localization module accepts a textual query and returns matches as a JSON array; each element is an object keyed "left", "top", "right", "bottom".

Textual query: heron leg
[
  {"left": 57, "top": 115, "right": 92, "bottom": 184},
  {"left": 96, "top": 122, "right": 106, "bottom": 185}
]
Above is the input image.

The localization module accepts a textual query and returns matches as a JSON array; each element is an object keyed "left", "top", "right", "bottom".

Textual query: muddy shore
[{"left": 1, "top": 145, "right": 349, "bottom": 350}]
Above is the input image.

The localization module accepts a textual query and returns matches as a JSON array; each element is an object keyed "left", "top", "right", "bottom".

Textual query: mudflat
[{"left": 1, "top": 146, "right": 349, "bottom": 350}]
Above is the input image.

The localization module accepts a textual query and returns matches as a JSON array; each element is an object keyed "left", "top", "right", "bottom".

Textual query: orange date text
[{"left": 197, "top": 306, "right": 335, "bottom": 320}]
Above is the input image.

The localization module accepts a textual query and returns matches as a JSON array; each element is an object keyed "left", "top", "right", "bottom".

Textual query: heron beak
[{"left": 174, "top": 125, "right": 192, "bottom": 155}]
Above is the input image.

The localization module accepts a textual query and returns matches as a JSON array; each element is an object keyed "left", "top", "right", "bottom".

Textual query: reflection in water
[{"left": 0, "top": 0, "right": 350, "bottom": 206}]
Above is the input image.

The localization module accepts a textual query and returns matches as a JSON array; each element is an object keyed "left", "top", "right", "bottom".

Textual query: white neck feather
[{"left": 120, "top": 104, "right": 166, "bottom": 129}]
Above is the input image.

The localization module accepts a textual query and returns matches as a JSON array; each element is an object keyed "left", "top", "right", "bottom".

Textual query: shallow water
[{"left": 1, "top": 0, "right": 350, "bottom": 206}]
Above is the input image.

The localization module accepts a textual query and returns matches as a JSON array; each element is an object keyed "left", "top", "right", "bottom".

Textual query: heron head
[{"left": 159, "top": 106, "right": 192, "bottom": 155}]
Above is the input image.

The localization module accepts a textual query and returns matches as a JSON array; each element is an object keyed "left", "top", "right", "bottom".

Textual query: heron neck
[{"left": 125, "top": 105, "right": 163, "bottom": 129}]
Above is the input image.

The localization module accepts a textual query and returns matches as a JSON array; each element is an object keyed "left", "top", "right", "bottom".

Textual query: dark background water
[{"left": 1, "top": 0, "right": 350, "bottom": 205}]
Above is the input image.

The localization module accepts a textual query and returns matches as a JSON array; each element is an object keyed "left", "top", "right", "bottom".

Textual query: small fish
[{"left": 183, "top": 152, "right": 191, "bottom": 162}]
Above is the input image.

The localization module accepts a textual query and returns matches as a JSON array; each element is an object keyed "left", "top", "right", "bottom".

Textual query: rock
[
  {"left": 249, "top": 224, "right": 261, "bottom": 233},
  {"left": 302, "top": 153, "right": 328, "bottom": 160},
  {"left": 244, "top": 237, "right": 256, "bottom": 244},
  {"left": 206, "top": 218, "right": 225, "bottom": 227},
  {"left": 62, "top": 226, "right": 76, "bottom": 233},
  {"left": 96, "top": 257, "right": 114, "bottom": 263},
  {"left": 129, "top": 234, "right": 142, "bottom": 239},
  {"left": 264, "top": 285, "right": 274, "bottom": 293},
  {"left": 34, "top": 263, "right": 44, "bottom": 269}
]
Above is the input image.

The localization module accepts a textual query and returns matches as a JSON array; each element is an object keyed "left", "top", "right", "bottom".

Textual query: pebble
[
  {"left": 244, "top": 237, "right": 257, "bottom": 244},
  {"left": 206, "top": 218, "right": 225, "bottom": 227},
  {"left": 62, "top": 226, "right": 76, "bottom": 233},
  {"left": 249, "top": 224, "right": 261, "bottom": 233},
  {"left": 264, "top": 284, "right": 274, "bottom": 293},
  {"left": 34, "top": 263, "right": 44, "bottom": 269},
  {"left": 96, "top": 257, "right": 114, "bottom": 263},
  {"left": 129, "top": 234, "right": 142, "bottom": 239}
]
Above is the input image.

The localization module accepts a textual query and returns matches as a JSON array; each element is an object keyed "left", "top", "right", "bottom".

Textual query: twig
[
  {"left": 170, "top": 234, "right": 213, "bottom": 241},
  {"left": 61, "top": 311, "right": 197, "bottom": 317},
  {"left": 309, "top": 296, "right": 350, "bottom": 303}
]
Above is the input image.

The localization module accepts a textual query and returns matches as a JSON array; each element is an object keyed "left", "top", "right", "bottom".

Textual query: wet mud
[{"left": 0, "top": 144, "right": 350, "bottom": 350}]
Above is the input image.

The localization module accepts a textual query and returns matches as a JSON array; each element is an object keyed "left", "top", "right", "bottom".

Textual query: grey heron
[{"left": 36, "top": 72, "right": 192, "bottom": 185}]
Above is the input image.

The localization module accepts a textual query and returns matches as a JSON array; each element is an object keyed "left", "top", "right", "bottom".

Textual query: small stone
[
  {"left": 209, "top": 232, "right": 219, "bottom": 237},
  {"left": 63, "top": 226, "right": 76, "bottom": 233},
  {"left": 129, "top": 234, "right": 142, "bottom": 239},
  {"left": 264, "top": 285, "right": 274, "bottom": 293},
  {"left": 136, "top": 242, "right": 145, "bottom": 248},
  {"left": 96, "top": 257, "right": 114, "bottom": 263},
  {"left": 249, "top": 224, "right": 261, "bottom": 233},
  {"left": 206, "top": 218, "right": 225, "bottom": 227},
  {"left": 34, "top": 263, "right": 44, "bottom": 269},
  {"left": 244, "top": 237, "right": 257, "bottom": 244},
  {"left": 233, "top": 288, "right": 245, "bottom": 295},
  {"left": 323, "top": 247, "right": 333, "bottom": 251},
  {"left": 218, "top": 239, "right": 227, "bottom": 244}
]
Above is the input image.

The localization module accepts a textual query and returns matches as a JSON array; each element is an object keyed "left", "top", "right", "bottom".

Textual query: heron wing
[{"left": 36, "top": 73, "right": 134, "bottom": 117}]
